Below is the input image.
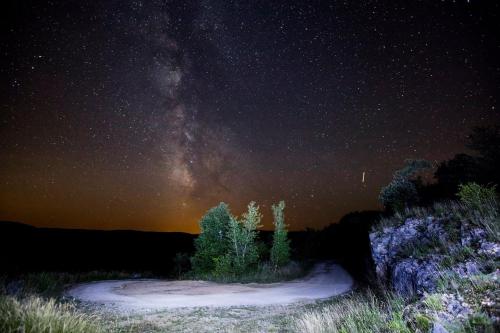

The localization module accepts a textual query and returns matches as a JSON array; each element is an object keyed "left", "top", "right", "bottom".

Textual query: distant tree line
[{"left": 380, "top": 126, "right": 500, "bottom": 212}]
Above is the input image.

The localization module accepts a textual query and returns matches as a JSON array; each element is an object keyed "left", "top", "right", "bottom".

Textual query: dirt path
[{"left": 67, "top": 262, "right": 353, "bottom": 313}]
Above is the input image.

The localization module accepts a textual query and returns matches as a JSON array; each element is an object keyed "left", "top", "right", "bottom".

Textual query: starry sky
[{"left": 1, "top": 0, "right": 499, "bottom": 233}]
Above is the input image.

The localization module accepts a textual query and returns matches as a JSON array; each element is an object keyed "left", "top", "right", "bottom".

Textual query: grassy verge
[
  {"left": 0, "top": 295, "right": 104, "bottom": 333},
  {"left": 185, "top": 260, "right": 311, "bottom": 283},
  {"left": 0, "top": 271, "right": 155, "bottom": 333},
  {"left": 293, "top": 290, "right": 411, "bottom": 333}
]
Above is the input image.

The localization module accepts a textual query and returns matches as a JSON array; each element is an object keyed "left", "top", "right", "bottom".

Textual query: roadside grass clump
[
  {"left": 294, "top": 291, "right": 411, "bottom": 333},
  {"left": 0, "top": 295, "right": 104, "bottom": 333}
]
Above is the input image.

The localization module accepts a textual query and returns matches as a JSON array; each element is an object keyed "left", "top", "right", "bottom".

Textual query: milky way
[{"left": 1, "top": 1, "right": 499, "bottom": 232}]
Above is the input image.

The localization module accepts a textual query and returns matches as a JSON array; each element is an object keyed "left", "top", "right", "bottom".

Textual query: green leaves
[
  {"left": 191, "top": 200, "right": 290, "bottom": 277},
  {"left": 191, "top": 203, "right": 232, "bottom": 274},
  {"left": 191, "top": 201, "right": 263, "bottom": 276},
  {"left": 271, "top": 201, "right": 290, "bottom": 269}
]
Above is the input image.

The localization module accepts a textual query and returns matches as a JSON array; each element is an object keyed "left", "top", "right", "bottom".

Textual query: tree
[
  {"left": 379, "top": 159, "right": 432, "bottom": 212},
  {"left": 225, "top": 201, "right": 261, "bottom": 273},
  {"left": 191, "top": 202, "right": 232, "bottom": 274},
  {"left": 270, "top": 201, "right": 290, "bottom": 269}
]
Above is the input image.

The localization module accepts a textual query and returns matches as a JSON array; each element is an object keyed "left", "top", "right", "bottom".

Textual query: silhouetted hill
[
  {"left": 0, "top": 217, "right": 380, "bottom": 282},
  {"left": 0, "top": 221, "right": 195, "bottom": 275}
]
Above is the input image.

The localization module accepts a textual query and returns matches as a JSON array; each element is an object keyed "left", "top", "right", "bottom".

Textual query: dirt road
[{"left": 68, "top": 262, "right": 353, "bottom": 313}]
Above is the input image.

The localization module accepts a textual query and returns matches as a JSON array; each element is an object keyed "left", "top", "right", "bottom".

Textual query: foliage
[
  {"left": 190, "top": 201, "right": 271, "bottom": 277},
  {"left": 213, "top": 254, "right": 233, "bottom": 278},
  {"left": 270, "top": 201, "right": 291, "bottom": 269},
  {"left": 0, "top": 295, "right": 103, "bottom": 333},
  {"left": 225, "top": 202, "right": 262, "bottom": 274},
  {"left": 457, "top": 183, "right": 498, "bottom": 214},
  {"left": 190, "top": 202, "right": 232, "bottom": 274},
  {"left": 189, "top": 200, "right": 303, "bottom": 281},
  {"left": 379, "top": 159, "right": 432, "bottom": 212}
]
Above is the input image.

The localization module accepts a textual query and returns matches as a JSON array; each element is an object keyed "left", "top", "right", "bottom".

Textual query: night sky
[{"left": 1, "top": 1, "right": 499, "bottom": 233}]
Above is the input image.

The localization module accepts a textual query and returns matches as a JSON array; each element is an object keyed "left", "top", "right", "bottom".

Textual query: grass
[
  {"left": 186, "top": 260, "right": 310, "bottom": 283},
  {"left": 422, "top": 293, "right": 444, "bottom": 312},
  {"left": 373, "top": 199, "right": 499, "bottom": 243},
  {"left": 293, "top": 291, "right": 412, "bottom": 333},
  {"left": 0, "top": 295, "right": 104, "bottom": 333}
]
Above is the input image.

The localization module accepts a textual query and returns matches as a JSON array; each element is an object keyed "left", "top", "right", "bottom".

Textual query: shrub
[
  {"left": 190, "top": 203, "right": 232, "bottom": 274},
  {"left": 0, "top": 296, "right": 103, "bottom": 333},
  {"left": 379, "top": 159, "right": 432, "bottom": 212},
  {"left": 457, "top": 183, "right": 498, "bottom": 213},
  {"left": 457, "top": 183, "right": 499, "bottom": 241},
  {"left": 270, "top": 201, "right": 290, "bottom": 269}
]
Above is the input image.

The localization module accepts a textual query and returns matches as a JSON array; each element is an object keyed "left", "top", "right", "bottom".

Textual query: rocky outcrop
[
  {"left": 370, "top": 217, "right": 448, "bottom": 297},
  {"left": 370, "top": 215, "right": 498, "bottom": 297},
  {"left": 370, "top": 211, "right": 500, "bottom": 331}
]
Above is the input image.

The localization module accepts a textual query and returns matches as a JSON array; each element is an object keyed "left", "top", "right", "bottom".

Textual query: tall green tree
[
  {"left": 226, "top": 201, "right": 261, "bottom": 273},
  {"left": 270, "top": 201, "right": 290, "bottom": 269},
  {"left": 191, "top": 202, "right": 232, "bottom": 273}
]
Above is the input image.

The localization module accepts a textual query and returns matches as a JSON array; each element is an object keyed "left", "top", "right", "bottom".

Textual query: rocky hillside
[{"left": 370, "top": 201, "right": 499, "bottom": 332}]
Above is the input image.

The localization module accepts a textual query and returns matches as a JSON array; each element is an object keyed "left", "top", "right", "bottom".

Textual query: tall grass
[
  {"left": 293, "top": 291, "right": 411, "bottom": 333},
  {"left": 0, "top": 295, "right": 103, "bottom": 333}
]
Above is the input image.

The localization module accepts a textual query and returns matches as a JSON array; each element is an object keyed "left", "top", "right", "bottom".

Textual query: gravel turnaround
[{"left": 68, "top": 262, "right": 353, "bottom": 313}]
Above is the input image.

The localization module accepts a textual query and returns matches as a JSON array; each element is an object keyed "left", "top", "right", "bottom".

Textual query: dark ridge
[{"left": 0, "top": 221, "right": 195, "bottom": 275}]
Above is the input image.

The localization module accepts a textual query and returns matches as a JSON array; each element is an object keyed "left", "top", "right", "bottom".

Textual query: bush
[
  {"left": 457, "top": 183, "right": 498, "bottom": 213},
  {"left": 379, "top": 159, "right": 432, "bottom": 212},
  {"left": 0, "top": 296, "right": 103, "bottom": 333},
  {"left": 457, "top": 183, "right": 499, "bottom": 241}
]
